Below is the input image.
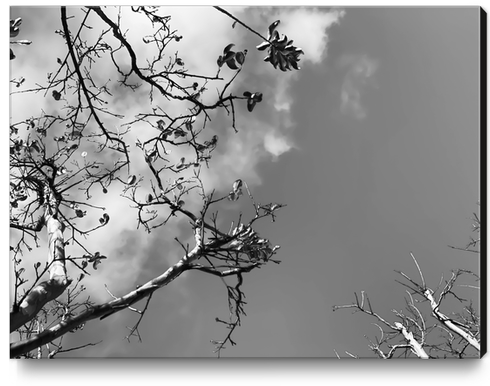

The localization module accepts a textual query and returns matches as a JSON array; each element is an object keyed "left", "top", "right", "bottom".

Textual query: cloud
[
  {"left": 264, "top": 131, "right": 293, "bottom": 159},
  {"left": 266, "top": 7, "right": 345, "bottom": 65},
  {"left": 339, "top": 54, "right": 378, "bottom": 120}
]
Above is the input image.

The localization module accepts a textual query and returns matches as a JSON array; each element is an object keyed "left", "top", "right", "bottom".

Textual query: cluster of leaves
[
  {"left": 256, "top": 20, "right": 304, "bottom": 71},
  {"left": 217, "top": 43, "right": 247, "bottom": 70},
  {"left": 228, "top": 223, "right": 280, "bottom": 262}
]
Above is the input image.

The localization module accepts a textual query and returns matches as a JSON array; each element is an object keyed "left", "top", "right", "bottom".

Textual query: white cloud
[
  {"left": 339, "top": 54, "right": 378, "bottom": 120},
  {"left": 264, "top": 131, "right": 293, "bottom": 158},
  {"left": 267, "top": 7, "right": 345, "bottom": 65}
]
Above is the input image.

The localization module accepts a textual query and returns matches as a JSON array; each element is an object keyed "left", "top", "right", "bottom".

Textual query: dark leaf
[
  {"left": 217, "top": 55, "right": 224, "bottom": 67},
  {"left": 223, "top": 43, "right": 235, "bottom": 54},
  {"left": 52, "top": 90, "right": 61, "bottom": 101},
  {"left": 176, "top": 157, "right": 186, "bottom": 169},
  {"left": 10, "top": 18, "right": 22, "bottom": 38},
  {"left": 247, "top": 99, "right": 257, "bottom": 112},
  {"left": 156, "top": 119, "right": 165, "bottom": 130},
  {"left": 235, "top": 51, "right": 245, "bottom": 65},
  {"left": 226, "top": 58, "right": 239, "bottom": 70},
  {"left": 223, "top": 50, "right": 236, "bottom": 62},
  {"left": 267, "top": 20, "right": 280, "bottom": 40}
]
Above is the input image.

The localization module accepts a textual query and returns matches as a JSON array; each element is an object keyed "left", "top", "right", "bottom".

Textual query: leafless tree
[
  {"left": 9, "top": 6, "right": 304, "bottom": 358},
  {"left": 333, "top": 210, "right": 481, "bottom": 359}
]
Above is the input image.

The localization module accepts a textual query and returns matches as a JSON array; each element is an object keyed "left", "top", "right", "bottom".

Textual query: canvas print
[{"left": 9, "top": 6, "right": 483, "bottom": 358}]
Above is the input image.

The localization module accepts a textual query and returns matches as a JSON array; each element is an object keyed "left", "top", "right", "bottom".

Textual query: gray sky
[{"left": 8, "top": 5, "right": 481, "bottom": 364}]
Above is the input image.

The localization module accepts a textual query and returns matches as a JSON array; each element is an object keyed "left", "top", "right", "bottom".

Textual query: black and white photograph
[{"left": 8, "top": 4, "right": 483, "bottom": 368}]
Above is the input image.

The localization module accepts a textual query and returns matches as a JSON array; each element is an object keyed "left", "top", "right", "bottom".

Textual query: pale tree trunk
[
  {"left": 393, "top": 322, "right": 429, "bottom": 359},
  {"left": 424, "top": 290, "right": 480, "bottom": 352},
  {"left": 10, "top": 188, "right": 71, "bottom": 332}
]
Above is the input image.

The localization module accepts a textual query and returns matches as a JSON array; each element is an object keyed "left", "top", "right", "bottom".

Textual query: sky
[{"left": 7, "top": 3, "right": 482, "bottom": 366}]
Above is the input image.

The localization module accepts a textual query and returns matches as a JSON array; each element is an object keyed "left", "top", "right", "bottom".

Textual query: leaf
[
  {"left": 243, "top": 91, "right": 252, "bottom": 98},
  {"left": 232, "top": 179, "right": 243, "bottom": 193},
  {"left": 101, "top": 213, "right": 110, "bottom": 224},
  {"left": 223, "top": 43, "right": 235, "bottom": 54},
  {"left": 146, "top": 149, "right": 157, "bottom": 162},
  {"left": 127, "top": 175, "right": 137, "bottom": 185},
  {"left": 277, "top": 52, "right": 288, "bottom": 71},
  {"left": 10, "top": 49, "right": 15, "bottom": 60},
  {"left": 75, "top": 209, "right": 84, "bottom": 218},
  {"left": 52, "top": 90, "right": 61, "bottom": 101},
  {"left": 275, "top": 35, "right": 288, "bottom": 49},
  {"left": 267, "top": 20, "right": 280, "bottom": 40},
  {"left": 228, "top": 191, "right": 242, "bottom": 201},
  {"left": 226, "top": 58, "right": 239, "bottom": 70},
  {"left": 174, "top": 128, "right": 186, "bottom": 137},
  {"left": 271, "top": 30, "right": 280, "bottom": 42},
  {"left": 235, "top": 51, "right": 245, "bottom": 65},
  {"left": 256, "top": 41, "right": 271, "bottom": 51},
  {"left": 93, "top": 255, "right": 107, "bottom": 270},
  {"left": 10, "top": 18, "right": 22, "bottom": 38},
  {"left": 176, "top": 157, "right": 186, "bottom": 169},
  {"left": 253, "top": 92, "right": 263, "bottom": 103},
  {"left": 223, "top": 50, "right": 236, "bottom": 62},
  {"left": 247, "top": 99, "right": 257, "bottom": 112},
  {"left": 156, "top": 119, "right": 165, "bottom": 130},
  {"left": 146, "top": 193, "right": 153, "bottom": 203},
  {"left": 217, "top": 55, "right": 224, "bottom": 67}
]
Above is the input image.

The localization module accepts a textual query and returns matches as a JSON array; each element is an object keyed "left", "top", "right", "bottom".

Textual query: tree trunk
[{"left": 10, "top": 192, "right": 70, "bottom": 332}]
